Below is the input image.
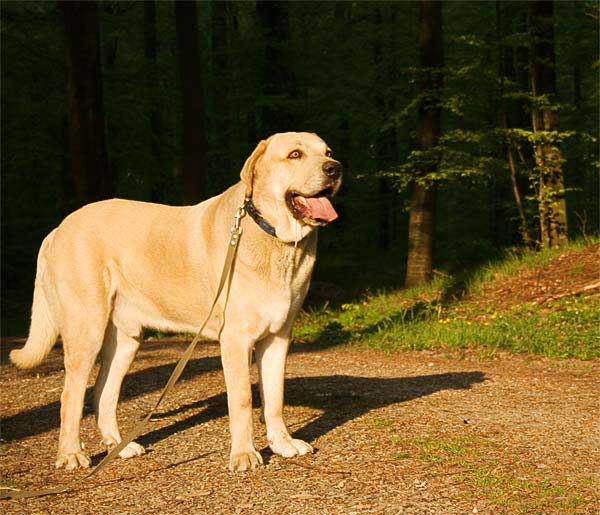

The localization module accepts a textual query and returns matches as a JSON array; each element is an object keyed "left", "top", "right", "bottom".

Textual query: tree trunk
[
  {"left": 211, "top": 1, "right": 230, "bottom": 176},
  {"left": 506, "top": 137, "right": 532, "bottom": 246},
  {"left": 334, "top": 3, "right": 351, "bottom": 173},
  {"left": 572, "top": 1, "right": 582, "bottom": 110},
  {"left": 405, "top": 0, "right": 443, "bottom": 288},
  {"left": 175, "top": 0, "right": 208, "bottom": 204},
  {"left": 145, "top": 0, "right": 168, "bottom": 203},
  {"left": 59, "top": 1, "right": 112, "bottom": 210},
  {"left": 61, "top": 114, "right": 74, "bottom": 216},
  {"left": 529, "top": 0, "right": 568, "bottom": 248},
  {"left": 497, "top": 1, "right": 532, "bottom": 246},
  {"left": 256, "top": 0, "right": 295, "bottom": 135},
  {"left": 145, "top": 1, "right": 162, "bottom": 144},
  {"left": 374, "top": 6, "right": 398, "bottom": 251},
  {"left": 406, "top": 183, "right": 437, "bottom": 287}
]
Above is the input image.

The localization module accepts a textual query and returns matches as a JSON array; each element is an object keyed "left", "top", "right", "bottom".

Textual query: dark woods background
[{"left": 1, "top": 1, "right": 598, "bottom": 331}]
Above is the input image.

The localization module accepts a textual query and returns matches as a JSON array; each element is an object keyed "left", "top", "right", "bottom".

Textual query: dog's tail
[{"left": 10, "top": 231, "right": 60, "bottom": 369}]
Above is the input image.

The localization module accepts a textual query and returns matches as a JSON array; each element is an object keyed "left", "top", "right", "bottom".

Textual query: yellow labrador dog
[{"left": 10, "top": 132, "right": 342, "bottom": 472}]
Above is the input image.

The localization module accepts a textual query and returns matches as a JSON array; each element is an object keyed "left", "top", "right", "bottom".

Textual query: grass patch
[
  {"left": 294, "top": 240, "right": 600, "bottom": 359},
  {"left": 0, "top": 471, "right": 20, "bottom": 490},
  {"left": 462, "top": 468, "right": 587, "bottom": 513},
  {"left": 370, "top": 418, "right": 394, "bottom": 429},
  {"left": 366, "top": 296, "right": 600, "bottom": 359},
  {"left": 295, "top": 293, "right": 600, "bottom": 359},
  {"left": 395, "top": 432, "right": 593, "bottom": 514}
]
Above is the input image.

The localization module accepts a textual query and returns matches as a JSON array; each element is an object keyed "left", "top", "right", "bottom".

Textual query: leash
[{"left": 1, "top": 203, "right": 247, "bottom": 500}]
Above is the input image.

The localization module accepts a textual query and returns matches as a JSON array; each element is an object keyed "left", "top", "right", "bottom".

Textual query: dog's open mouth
[{"left": 285, "top": 186, "right": 338, "bottom": 225}]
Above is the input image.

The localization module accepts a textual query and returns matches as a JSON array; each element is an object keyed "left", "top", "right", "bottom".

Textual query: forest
[
  {"left": 1, "top": 3, "right": 600, "bottom": 512},
  {"left": 1, "top": 0, "right": 598, "bottom": 332}
]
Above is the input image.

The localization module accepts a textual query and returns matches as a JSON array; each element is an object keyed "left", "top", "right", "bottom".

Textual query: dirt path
[{"left": 1, "top": 339, "right": 598, "bottom": 515}]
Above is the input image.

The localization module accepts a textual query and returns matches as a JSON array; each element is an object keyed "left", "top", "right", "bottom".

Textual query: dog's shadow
[
  {"left": 0, "top": 353, "right": 223, "bottom": 442},
  {"left": 1, "top": 341, "right": 485, "bottom": 455},
  {"left": 136, "top": 371, "right": 486, "bottom": 453}
]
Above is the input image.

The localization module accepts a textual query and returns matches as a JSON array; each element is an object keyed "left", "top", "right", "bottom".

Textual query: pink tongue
[{"left": 295, "top": 196, "right": 338, "bottom": 222}]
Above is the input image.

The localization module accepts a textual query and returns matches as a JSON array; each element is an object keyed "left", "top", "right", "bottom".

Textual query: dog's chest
[
  {"left": 237, "top": 233, "right": 316, "bottom": 336},
  {"left": 261, "top": 245, "right": 314, "bottom": 334},
  {"left": 270, "top": 245, "right": 297, "bottom": 285}
]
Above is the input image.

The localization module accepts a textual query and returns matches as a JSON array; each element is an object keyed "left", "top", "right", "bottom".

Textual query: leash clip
[{"left": 230, "top": 203, "right": 246, "bottom": 245}]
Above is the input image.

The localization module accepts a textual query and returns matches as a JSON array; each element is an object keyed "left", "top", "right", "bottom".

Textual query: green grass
[
  {"left": 295, "top": 240, "right": 600, "bottom": 359},
  {"left": 393, "top": 432, "right": 594, "bottom": 514},
  {"left": 0, "top": 471, "right": 20, "bottom": 490},
  {"left": 296, "top": 292, "right": 600, "bottom": 359},
  {"left": 370, "top": 418, "right": 394, "bottom": 429}
]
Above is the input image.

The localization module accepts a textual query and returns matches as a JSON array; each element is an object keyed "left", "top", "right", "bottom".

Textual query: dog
[{"left": 10, "top": 132, "right": 342, "bottom": 472}]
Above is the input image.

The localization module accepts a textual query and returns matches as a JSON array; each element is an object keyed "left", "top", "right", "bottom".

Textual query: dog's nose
[{"left": 322, "top": 160, "right": 342, "bottom": 179}]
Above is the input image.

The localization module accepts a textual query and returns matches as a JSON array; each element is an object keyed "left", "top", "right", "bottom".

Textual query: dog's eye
[
  {"left": 325, "top": 149, "right": 332, "bottom": 157},
  {"left": 288, "top": 150, "right": 302, "bottom": 159}
]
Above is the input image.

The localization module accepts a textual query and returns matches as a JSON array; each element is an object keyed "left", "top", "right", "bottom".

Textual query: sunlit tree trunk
[
  {"left": 529, "top": 0, "right": 568, "bottom": 248},
  {"left": 405, "top": 0, "right": 443, "bottom": 288},
  {"left": 59, "top": 0, "right": 112, "bottom": 210},
  {"left": 175, "top": 0, "right": 208, "bottom": 204}
]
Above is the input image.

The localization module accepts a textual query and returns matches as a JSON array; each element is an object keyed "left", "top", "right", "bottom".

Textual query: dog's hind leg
[
  {"left": 93, "top": 322, "right": 144, "bottom": 459},
  {"left": 56, "top": 312, "right": 108, "bottom": 470}
]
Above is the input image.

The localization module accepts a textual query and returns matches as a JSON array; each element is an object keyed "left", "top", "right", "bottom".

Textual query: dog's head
[{"left": 240, "top": 132, "right": 342, "bottom": 242}]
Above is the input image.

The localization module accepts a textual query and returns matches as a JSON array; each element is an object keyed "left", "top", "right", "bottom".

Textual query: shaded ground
[{"left": 1, "top": 338, "right": 598, "bottom": 515}]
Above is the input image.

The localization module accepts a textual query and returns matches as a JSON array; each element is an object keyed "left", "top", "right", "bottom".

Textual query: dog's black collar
[{"left": 244, "top": 198, "right": 277, "bottom": 238}]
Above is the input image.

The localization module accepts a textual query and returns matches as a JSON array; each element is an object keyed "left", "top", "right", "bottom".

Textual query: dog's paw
[
  {"left": 229, "top": 450, "right": 263, "bottom": 472},
  {"left": 118, "top": 441, "right": 145, "bottom": 459},
  {"left": 104, "top": 437, "right": 145, "bottom": 459},
  {"left": 269, "top": 436, "right": 314, "bottom": 458},
  {"left": 55, "top": 451, "right": 91, "bottom": 470}
]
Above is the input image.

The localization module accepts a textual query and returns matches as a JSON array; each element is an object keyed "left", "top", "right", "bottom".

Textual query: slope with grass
[{"left": 296, "top": 240, "right": 600, "bottom": 359}]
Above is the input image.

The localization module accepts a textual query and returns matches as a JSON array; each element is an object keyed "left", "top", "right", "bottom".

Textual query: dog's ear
[{"left": 240, "top": 139, "right": 268, "bottom": 198}]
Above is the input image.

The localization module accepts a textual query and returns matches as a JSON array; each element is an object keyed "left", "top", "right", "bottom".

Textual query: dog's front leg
[
  {"left": 220, "top": 337, "right": 263, "bottom": 471},
  {"left": 255, "top": 333, "right": 314, "bottom": 458}
]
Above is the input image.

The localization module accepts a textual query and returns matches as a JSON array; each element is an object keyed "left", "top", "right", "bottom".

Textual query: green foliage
[{"left": 380, "top": 0, "right": 598, "bottom": 252}]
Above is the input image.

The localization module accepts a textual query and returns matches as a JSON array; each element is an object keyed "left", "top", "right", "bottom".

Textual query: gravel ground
[{"left": 1, "top": 338, "right": 598, "bottom": 515}]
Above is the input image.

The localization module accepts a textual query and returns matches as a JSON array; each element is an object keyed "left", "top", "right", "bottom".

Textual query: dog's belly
[
  {"left": 109, "top": 268, "right": 221, "bottom": 339},
  {"left": 111, "top": 287, "right": 293, "bottom": 342},
  {"left": 111, "top": 291, "right": 201, "bottom": 337}
]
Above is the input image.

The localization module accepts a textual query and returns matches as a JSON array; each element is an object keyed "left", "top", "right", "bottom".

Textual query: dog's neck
[
  {"left": 194, "top": 181, "right": 318, "bottom": 298},
  {"left": 244, "top": 198, "right": 278, "bottom": 238},
  {"left": 241, "top": 219, "right": 318, "bottom": 287},
  {"left": 243, "top": 189, "right": 316, "bottom": 245}
]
